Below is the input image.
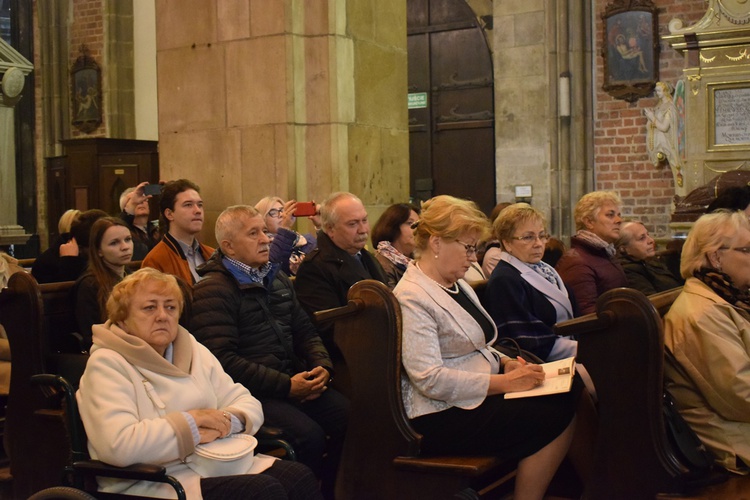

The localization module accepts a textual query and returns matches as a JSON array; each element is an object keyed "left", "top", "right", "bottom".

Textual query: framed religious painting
[
  {"left": 602, "top": 0, "right": 659, "bottom": 102},
  {"left": 70, "top": 45, "right": 102, "bottom": 134}
]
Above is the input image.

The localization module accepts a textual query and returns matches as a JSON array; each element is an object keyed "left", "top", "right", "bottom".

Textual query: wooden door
[{"left": 408, "top": 0, "right": 496, "bottom": 214}]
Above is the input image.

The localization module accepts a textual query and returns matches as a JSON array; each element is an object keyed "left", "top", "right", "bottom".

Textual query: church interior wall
[
  {"left": 592, "top": 0, "right": 708, "bottom": 237},
  {"left": 22, "top": 0, "right": 730, "bottom": 252}
]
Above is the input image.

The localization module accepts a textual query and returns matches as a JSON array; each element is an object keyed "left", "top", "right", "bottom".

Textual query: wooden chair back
[
  {"left": 554, "top": 286, "right": 688, "bottom": 499},
  {"left": 315, "top": 280, "right": 515, "bottom": 499}
]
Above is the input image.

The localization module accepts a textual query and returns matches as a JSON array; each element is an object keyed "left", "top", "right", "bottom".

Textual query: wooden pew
[
  {"left": 315, "top": 280, "right": 516, "bottom": 500},
  {"left": 553, "top": 286, "right": 740, "bottom": 499},
  {"left": 0, "top": 272, "right": 85, "bottom": 498}
]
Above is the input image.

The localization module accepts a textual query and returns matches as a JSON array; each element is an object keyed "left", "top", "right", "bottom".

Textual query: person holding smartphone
[
  {"left": 254, "top": 196, "right": 320, "bottom": 276},
  {"left": 119, "top": 181, "right": 160, "bottom": 260}
]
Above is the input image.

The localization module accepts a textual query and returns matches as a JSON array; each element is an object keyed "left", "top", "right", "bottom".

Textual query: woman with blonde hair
[
  {"left": 58, "top": 209, "right": 81, "bottom": 235},
  {"left": 556, "top": 191, "right": 628, "bottom": 314},
  {"left": 394, "top": 195, "right": 582, "bottom": 500},
  {"left": 664, "top": 210, "right": 750, "bottom": 473},
  {"left": 484, "top": 203, "right": 578, "bottom": 361},
  {"left": 254, "top": 196, "right": 319, "bottom": 275}
]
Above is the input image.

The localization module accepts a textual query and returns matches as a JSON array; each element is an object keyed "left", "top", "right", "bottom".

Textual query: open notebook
[{"left": 504, "top": 356, "right": 575, "bottom": 399}]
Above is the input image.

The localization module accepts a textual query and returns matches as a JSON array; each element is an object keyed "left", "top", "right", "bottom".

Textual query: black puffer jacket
[{"left": 191, "top": 251, "right": 333, "bottom": 400}]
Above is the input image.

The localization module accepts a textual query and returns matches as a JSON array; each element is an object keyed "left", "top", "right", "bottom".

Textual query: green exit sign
[{"left": 408, "top": 92, "right": 428, "bottom": 109}]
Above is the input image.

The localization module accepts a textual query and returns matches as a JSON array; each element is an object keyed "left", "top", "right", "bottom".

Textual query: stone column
[
  {"left": 0, "top": 104, "right": 16, "bottom": 226},
  {"left": 1, "top": 56, "right": 33, "bottom": 245},
  {"left": 155, "top": 0, "right": 408, "bottom": 246}
]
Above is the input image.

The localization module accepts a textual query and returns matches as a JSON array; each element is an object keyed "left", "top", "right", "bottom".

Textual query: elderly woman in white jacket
[
  {"left": 77, "top": 268, "right": 321, "bottom": 500},
  {"left": 394, "top": 195, "right": 582, "bottom": 500}
]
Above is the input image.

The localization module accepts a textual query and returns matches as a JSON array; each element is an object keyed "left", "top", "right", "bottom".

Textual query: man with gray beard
[
  {"left": 190, "top": 205, "right": 349, "bottom": 497},
  {"left": 294, "top": 192, "right": 388, "bottom": 359}
]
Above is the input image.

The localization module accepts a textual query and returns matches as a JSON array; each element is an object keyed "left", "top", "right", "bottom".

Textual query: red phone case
[{"left": 294, "top": 202, "right": 316, "bottom": 217}]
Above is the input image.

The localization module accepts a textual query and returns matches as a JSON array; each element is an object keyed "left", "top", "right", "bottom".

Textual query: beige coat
[{"left": 664, "top": 277, "right": 750, "bottom": 472}]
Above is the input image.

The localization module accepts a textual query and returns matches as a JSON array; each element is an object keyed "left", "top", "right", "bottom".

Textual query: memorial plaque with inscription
[{"left": 711, "top": 84, "right": 750, "bottom": 150}]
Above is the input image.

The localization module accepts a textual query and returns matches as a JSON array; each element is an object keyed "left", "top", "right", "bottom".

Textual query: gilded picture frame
[{"left": 602, "top": 0, "right": 660, "bottom": 103}]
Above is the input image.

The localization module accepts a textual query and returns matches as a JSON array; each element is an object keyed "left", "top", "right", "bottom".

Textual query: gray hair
[
  {"left": 615, "top": 221, "right": 645, "bottom": 251},
  {"left": 119, "top": 188, "right": 136, "bottom": 211},
  {"left": 215, "top": 205, "right": 260, "bottom": 244},
  {"left": 320, "top": 192, "right": 363, "bottom": 230}
]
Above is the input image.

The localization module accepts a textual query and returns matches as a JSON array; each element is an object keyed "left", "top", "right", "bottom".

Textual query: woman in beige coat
[{"left": 664, "top": 210, "right": 750, "bottom": 473}]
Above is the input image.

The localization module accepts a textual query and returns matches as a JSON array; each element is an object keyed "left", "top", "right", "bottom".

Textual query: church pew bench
[
  {"left": 315, "top": 279, "right": 517, "bottom": 500},
  {"left": 0, "top": 272, "right": 84, "bottom": 498},
  {"left": 553, "top": 286, "right": 750, "bottom": 499}
]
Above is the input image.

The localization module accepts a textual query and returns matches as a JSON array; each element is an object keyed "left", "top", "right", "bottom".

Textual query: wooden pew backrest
[
  {"left": 315, "top": 280, "right": 514, "bottom": 499},
  {"left": 554, "top": 286, "right": 688, "bottom": 499},
  {"left": 0, "top": 272, "right": 86, "bottom": 498}
]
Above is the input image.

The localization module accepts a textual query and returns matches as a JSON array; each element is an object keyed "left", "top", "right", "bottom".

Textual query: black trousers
[{"left": 201, "top": 460, "right": 322, "bottom": 500}]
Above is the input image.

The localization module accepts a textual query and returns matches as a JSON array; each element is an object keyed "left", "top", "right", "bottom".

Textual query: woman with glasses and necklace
[
  {"left": 255, "top": 196, "right": 320, "bottom": 276},
  {"left": 484, "top": 203, "right": 579, "bottom": 361},
  {"left": 393, "top": 195, "right": 585, "bottom": 500},
  {"left": 556, "top": 191, "right": 628, "bottom": 314},
  {"left": 664, "top": 210, "right": 750, "bottom": 473}
]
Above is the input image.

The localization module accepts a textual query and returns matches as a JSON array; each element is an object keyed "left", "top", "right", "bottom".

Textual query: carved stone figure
[{"left": 645, "top": 81, "right": 684, "bottom": 189}]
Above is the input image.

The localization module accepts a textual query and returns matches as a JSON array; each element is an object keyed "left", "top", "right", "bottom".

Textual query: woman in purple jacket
[
  {"left": 556, "top": 191, "right": 628, "bottom": 314},
  {"left": 255, "top": 196, "right": 319, "bottom": 276}
]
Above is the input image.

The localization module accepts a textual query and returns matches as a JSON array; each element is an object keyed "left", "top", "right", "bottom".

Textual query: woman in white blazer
[{"left": 393, "top": 195, "right": 581, "bottom": 500}]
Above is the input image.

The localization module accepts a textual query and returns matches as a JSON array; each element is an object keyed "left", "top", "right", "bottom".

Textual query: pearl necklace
[{"left": 416, "top": 263, "right": 459, "bottom": 294}]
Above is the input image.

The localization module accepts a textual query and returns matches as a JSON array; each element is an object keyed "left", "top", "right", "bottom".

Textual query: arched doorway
[{"left": 407, "top": 0, "right": 495, "bottom": 214}]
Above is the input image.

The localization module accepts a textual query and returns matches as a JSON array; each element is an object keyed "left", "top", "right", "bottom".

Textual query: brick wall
[
  {"left": 69, "top": 0, "right": 106, "bottom": 138},
  {"left": 593, "top": 0, "right": 706, "bottom": 236}
]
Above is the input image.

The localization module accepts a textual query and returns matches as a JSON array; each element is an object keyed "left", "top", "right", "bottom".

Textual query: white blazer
[{"left": 393, "top": 263, "right": 503, "bottom": 419}]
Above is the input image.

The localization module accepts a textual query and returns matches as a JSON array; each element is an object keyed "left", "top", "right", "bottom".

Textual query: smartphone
[
  {"left": 144, "top": 184, "right": 162, "bottom": 196},
  {"left": 293, "top": 201, "right": 317, "bottom": 217}
]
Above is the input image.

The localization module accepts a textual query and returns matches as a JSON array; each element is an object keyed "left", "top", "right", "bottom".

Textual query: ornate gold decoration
[
  {"left": 704, "top": 161, "right": 749, "bottom": 173},
  {"left": 725, "top": 48, "right": 750, "bottom": 61},
  {"left": 700, "top": 53, "right": 717, "bottom": 63},
  {"left": 687, "top": 74, "right": 702, "bottom": 95},
  {"left": 717, "top": 0, "right": 750, "bottom": 24}
]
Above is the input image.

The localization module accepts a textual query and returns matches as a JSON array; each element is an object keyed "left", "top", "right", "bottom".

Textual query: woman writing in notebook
[{"left": 393, "top": 195, "right": 586, "bottom": 500}]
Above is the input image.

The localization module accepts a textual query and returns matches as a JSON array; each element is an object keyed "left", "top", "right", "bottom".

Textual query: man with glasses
[{"left": 191, "top": 205, "right": 349, "bottom": 497}]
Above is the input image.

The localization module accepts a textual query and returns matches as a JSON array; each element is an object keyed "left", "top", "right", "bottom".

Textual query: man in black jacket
[
  {"left": 294, "top": 192, "right": 388, "bottom": 359},
  {"left": 191, "top": 205, "right": 349, "bottom": 495}
]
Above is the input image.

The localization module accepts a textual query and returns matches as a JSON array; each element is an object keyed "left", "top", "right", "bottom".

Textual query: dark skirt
[{"left": 411, "top": 376, "right": 582, "bottom": 461}]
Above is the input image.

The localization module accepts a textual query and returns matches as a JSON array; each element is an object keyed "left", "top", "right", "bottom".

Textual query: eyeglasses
[
  {"left": 719, "top": 246, "right": 750, "bottom": 254},
  {"left": 455, "top": 239, "right": 478, "bottom": 257},
  {"left": 510, "top": 232, "right": 551, "bottom": 244},
  {"left": 266, "top": 208, "right": 283, "bottom": 219}
]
